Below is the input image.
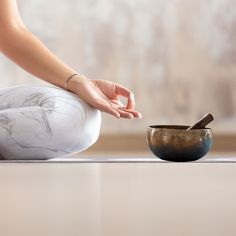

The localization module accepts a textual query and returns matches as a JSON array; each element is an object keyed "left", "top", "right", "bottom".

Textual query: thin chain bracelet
[{"left": 64, "top": 73, "right": 78, "bottom": 91}]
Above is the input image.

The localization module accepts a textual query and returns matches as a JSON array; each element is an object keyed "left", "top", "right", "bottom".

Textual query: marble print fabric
[{"left": 0, "top": 85, "right": 101, "bottom": 160}]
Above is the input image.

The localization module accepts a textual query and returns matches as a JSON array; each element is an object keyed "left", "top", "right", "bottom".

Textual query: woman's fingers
[
  {"left": 97, "top": 102, "right": 138, "bottom": 119},
  {"left": 98, "top": 103, "right": 141, "bottom": 119},
  {"left": 115, "top": 107, "right": 134, "bottom": 119},
  {"left": 117, "top": 107, "right": 142, "bottom": 119},
  {"left": 95, "top": 101, "right": 121, "bottom": 118},
  {"left": 91, "top": 84, "right": 142, "bottom": 119},
  {"left": 115, "top": 84, "right": 135, "bottom": 110}
]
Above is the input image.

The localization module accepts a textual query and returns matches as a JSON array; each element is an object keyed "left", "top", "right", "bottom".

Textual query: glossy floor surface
[{"left": 0, "top": 155, "right": 236, "bottom": 236}]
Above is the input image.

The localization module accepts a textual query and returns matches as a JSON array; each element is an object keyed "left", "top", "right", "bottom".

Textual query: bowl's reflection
[{"left": 147, "top": 125, "right": 213, "bottom": 162}]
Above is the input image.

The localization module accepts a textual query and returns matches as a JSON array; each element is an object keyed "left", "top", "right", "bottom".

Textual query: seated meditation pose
[{"left": 0, "top": 0, "right": 142, "bottom": 160}]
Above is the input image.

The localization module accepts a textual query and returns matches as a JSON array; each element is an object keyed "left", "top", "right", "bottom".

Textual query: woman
[{"left": 0, "top": 0, "right": 142, "bottom": 160}]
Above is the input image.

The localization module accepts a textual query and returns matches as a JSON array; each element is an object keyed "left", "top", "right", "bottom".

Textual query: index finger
[{"left": 115, "top": 84, "right": 135, "bottom": 110}]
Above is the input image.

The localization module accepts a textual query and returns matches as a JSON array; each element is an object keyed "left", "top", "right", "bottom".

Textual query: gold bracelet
[{"left": 64, "top": 73, "right": 78, "bottom": 91}]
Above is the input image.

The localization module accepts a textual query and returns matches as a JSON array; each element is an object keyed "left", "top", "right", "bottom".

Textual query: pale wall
[{"left": 0, "top": 0, "right": 235, "bottom": 134}]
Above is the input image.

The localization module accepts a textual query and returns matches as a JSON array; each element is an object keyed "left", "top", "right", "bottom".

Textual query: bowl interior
[
  {"left": 149, "top": 125, "right": 189, "bottom": 129},
  {"left": 148, "top": 125, "right": 211, "bottom": 130}
]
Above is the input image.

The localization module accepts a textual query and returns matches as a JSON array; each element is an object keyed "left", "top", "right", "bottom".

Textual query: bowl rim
[{"left": 148, "top": 125, "right": 212, "bottom": 130}]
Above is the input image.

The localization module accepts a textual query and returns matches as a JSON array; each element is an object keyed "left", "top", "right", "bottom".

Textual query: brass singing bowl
[{"left": 147, "top": 125, "right": 213, "bottom": 162}]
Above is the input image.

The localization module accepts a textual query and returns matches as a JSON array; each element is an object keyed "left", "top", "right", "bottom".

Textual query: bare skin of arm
[{"left": 0, "top": 0, "right": 142, "bottom": 119}]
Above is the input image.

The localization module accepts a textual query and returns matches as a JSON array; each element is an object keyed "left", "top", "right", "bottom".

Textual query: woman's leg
[{"left": 0, "top": 85, "right": 101, "bottom": 160}]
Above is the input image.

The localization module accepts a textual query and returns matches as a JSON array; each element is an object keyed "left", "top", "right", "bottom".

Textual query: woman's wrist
[
  {"left": 65, "top": 73, "right": 88, "bottom": 93},
  {"left": 64, "top": 73, "right": 78, "bottom": 90}
]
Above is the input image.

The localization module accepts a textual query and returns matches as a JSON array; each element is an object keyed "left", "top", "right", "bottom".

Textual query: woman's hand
[
  {"left": 67, "top": 75, "right": 142, "bottom": 119},
  {"left": 0, "top": 0, "right": 142, "bottom": 119}
]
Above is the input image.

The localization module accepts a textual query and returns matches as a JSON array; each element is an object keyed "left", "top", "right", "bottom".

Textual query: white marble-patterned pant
[{"left": 0, "top": 85, "right": 101, "bottom": 160}]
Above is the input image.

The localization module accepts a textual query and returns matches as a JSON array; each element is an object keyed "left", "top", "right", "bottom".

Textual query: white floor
[{"left": 0, "top": 153, "right": 236, "bottom": 236}]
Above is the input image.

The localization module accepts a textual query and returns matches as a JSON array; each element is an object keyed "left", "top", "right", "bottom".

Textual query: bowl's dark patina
[{"left": 147, "top": 125, "right": 213, "bottom": 162}]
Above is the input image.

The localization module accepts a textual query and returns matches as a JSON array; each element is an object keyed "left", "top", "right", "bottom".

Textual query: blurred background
[
  {"left": 1, "top": 2, "right": 236, "bottom": 235},
  {"left": 0, "top": 0, "right": 235, "bottom": 155}
]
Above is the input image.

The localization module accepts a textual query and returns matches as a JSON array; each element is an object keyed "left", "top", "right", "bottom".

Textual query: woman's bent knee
[
  {"left": 45, "top": 88, "right": 102, "bottom": 154},
  {"left": 0, "top": 86, "right": 102, "bottom": 160},
  {"left": 61, "top": 104, "right": 102, "bottom": 154}
]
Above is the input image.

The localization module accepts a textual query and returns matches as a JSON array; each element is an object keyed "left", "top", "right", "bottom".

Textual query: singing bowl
[{"left": 147, "top": 125, "right": 213, "bottom": 162}]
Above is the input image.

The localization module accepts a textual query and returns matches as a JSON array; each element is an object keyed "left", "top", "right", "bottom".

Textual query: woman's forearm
[
  {"left": 0, "top": 0, "right": 142, "bottom": 119},
  {"left": 0, "top": 26, "right": 76, "bottom": 89}
]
